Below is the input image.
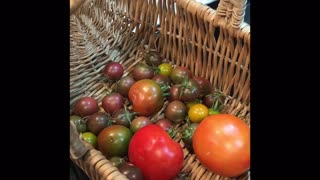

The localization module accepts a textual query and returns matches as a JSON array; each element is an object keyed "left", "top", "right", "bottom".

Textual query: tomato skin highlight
[
  {"left": 128, "top": 125, "right": 183, "bottom": 180},
  {"left": 193, "top": 114, "right": 250, "bottom": 177}
]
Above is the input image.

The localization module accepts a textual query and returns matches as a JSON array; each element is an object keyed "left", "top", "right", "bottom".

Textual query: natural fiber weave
[{"left": 70, "top": 0, "right": 250, "bottom": 179}]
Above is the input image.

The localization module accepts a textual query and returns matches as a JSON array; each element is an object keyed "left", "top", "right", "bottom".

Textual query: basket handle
[
  {"left": 70, "top": 121, "right": 89, "bottom": 159},
  {"left": 216, "top": 0, "right": 248, "bottom": 29}
]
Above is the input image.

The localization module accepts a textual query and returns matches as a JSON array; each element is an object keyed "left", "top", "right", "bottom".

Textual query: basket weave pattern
[{"left": 70, "top": 0, "right": 250, "bottom": 179}]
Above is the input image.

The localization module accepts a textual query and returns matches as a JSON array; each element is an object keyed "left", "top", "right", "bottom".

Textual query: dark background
[{"left": 70, "top": 1, "right": 251, "bottom": 179}]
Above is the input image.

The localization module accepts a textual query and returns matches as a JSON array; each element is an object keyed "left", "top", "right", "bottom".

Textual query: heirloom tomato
[
  {"left": 193, "top": 114, "right": 250, "bottom": 177},
  {"left": 128, "top": 79, "right": 164, "bottom": 116},
  {"left": 128, "top": 125, "right": 183, "bottom": 180}
]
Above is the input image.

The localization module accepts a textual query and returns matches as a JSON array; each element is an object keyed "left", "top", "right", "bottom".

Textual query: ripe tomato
[
  {"left": 193, "top": 114, "right": 250, "bottom": 177},
  {"left": 188, "top": 104, "right": 208, "bottom": 123},
  {"left": 158, "top": 63, "right": 173, "bottom": 76},
  {"left": 128, "top": 79, "right": 164, "bottom": 116},
  {"left": 128, "top": 125, "right": 183, "bottom": 180}
]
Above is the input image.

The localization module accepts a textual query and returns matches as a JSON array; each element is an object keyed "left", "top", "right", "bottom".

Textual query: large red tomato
[
  {"left": 128, "top": 79, "right": 164, "bottom": 116},
  {"left": 128, "top": 125, "right": 183, "bottom": 180},
  {"left": 193, "top": 114, "right": 250, "bottom": 177}
]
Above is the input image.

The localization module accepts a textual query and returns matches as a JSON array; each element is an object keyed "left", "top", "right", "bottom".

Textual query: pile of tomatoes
[{"left": 70, "top": 50, "right": 250, "bottom": 180}]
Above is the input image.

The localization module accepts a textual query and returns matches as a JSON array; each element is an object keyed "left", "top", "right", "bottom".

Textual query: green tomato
[
  {"left": 82, "top": 132, "right": 97, "bottom": 147},
  {"left": 70, "top": 115, "right": 87, "bottom": 133},
  {"left": 97, "top": 125, "right": 133, "bottom": 158}
]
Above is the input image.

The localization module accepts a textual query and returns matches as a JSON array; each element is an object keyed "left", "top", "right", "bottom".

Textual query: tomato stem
[
  {"left": 162, "top": 92, "right": 170, "bottom": 97},
  {"left": 153, "top": 66, "right": 160, "bottom": 75},
  {"left": 209, "top": 91, "right": 226, "bottom": 111},
  {"left": 167, "top": 127, "right": 177, "bottom": 139},
  {"left": 160, "top": 84, "right": 170, "bottom": 92}
]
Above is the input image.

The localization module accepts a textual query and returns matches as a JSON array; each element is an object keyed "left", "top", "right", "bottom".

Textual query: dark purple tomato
[
  {"left": 154, "top": 118, "right": 173, "bottom": 132},
  {"left": 130, "top": 116, "right": 152, "bottom": 133},
  {"left": 168, "top": 85, "right": 182, "bottom": 102},
  {"left": 152, "top": 74, "right": 171, "bottom": 87},
  {"left": 118, "top": 162, "right": 144, "bottom": 180},
  {"left": 73, "top": 97, "right": 99, "bottom": 117},
  {"left": 202, "top": 92, "right": 226, "bottom": 109},
  {"left": 193, "top": 76, "right": 212, "bottom": 98},
  {"left": 180, "top": 79, "right": 200, "bottom": 102},
  {"left": 145, "top": 50, "right": 162, "bottom": 67},
  {"left": 86, "top": 112, "right": 112, "bottom": 135},
  {"left": 165, "top": 100, "right": 188, "bottom": 124},
  {"left": 169, "top": 66, "right": 193, "bottom": 84},
  {"left": 132, "top": 63, "right": 154, "bottom": 81},
  {"left": 101, "top": 93, "right": 125, "bottom": 115},
  {"left": 103, "top": 62, "right": 124, "bottom": 81},
  {"left": 116, "top": 76, "right": 136, "bottom": 97},
  {"left": 113, "top": 108, "right": 135, "bottom": 128}
]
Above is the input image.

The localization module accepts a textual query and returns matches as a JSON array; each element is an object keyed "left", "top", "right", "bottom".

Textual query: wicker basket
[{"left": 70, "top": 0, "right": 250, "bottom": 179}]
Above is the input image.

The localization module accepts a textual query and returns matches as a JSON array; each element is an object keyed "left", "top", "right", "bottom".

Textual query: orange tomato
[{"left": 192, "top": 114, "right": 250, "bottom": 177}]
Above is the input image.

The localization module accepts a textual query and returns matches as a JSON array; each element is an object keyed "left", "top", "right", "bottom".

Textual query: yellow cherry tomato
[
  {"left": 158, "top": 63, "right": 173, "bottom": 76},
  {"left": 188, "top": 104, "right": 209, "bottom": 123}
]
